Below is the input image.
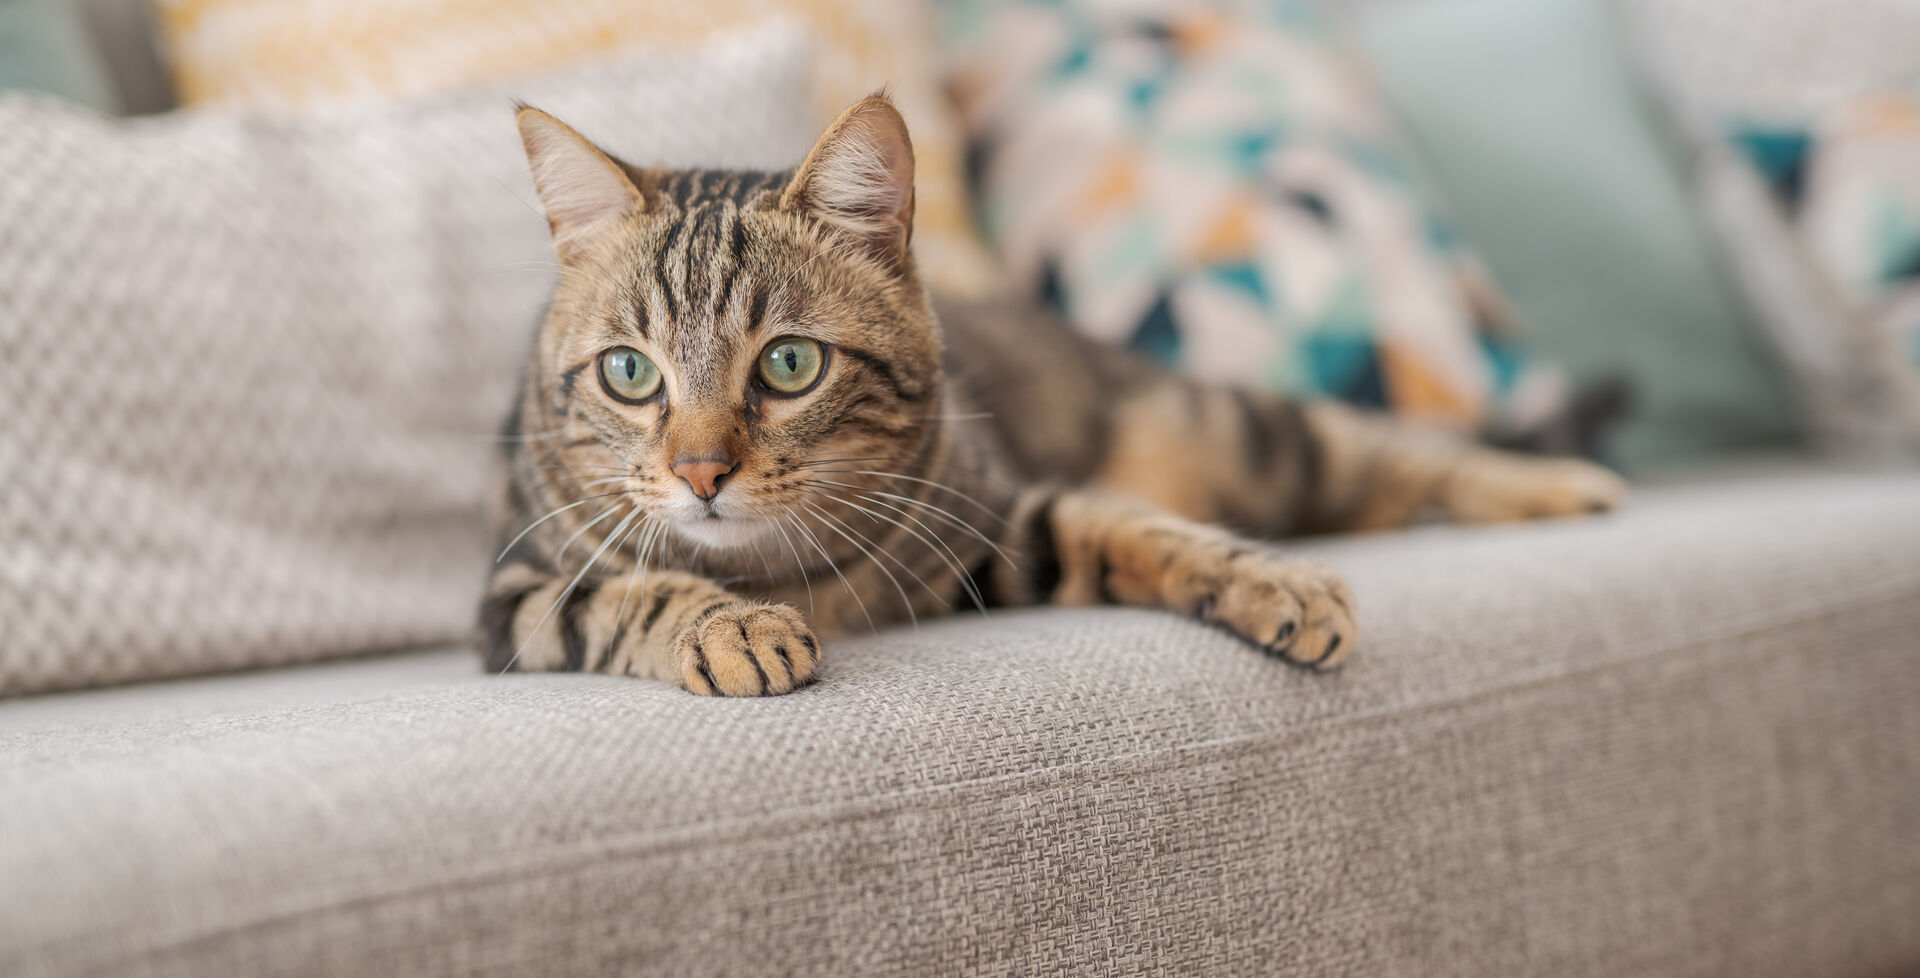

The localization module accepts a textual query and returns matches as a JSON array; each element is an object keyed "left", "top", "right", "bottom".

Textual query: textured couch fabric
[{"left": 4, "top": 467, "right": 1918, "bottom": 977}]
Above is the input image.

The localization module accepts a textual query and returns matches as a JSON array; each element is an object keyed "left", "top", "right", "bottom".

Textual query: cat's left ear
[
  {"left": 781, "top": 93, "right": 916, "bottom": 272},
  {"left": 516, "top": 104, "right": 644, "bottom": 262}
]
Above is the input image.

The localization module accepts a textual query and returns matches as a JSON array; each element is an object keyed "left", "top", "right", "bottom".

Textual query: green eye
[
  {"left": 757, "top": 337, "right": 825, "bottom": 394},
  {"left": 599, "top": 346, "right": 662, "bottom": 403}
]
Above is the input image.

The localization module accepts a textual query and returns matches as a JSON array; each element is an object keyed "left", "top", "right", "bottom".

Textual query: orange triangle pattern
[{"left": 1378, "top": 341, "right": 1478, "bottom": 427}]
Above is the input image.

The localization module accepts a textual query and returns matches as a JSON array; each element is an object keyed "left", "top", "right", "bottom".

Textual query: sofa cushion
[{"left": 4, "top": 466, "right": 1918, "bottom": 977}]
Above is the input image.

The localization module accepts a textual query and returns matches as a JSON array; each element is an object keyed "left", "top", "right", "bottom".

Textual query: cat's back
[{"left": 933, "top": 294, "right": 1161, "bottom": 486}]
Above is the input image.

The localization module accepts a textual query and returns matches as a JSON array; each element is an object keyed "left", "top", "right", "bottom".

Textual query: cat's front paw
[
  {"left": 673, "top": 602, "right": 819, "bottom": 696},
  {"left": 1173, "top": 549, "right": 1358, "bottom": 670}
]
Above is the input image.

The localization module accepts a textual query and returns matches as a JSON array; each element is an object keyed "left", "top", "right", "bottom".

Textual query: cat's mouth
[{"left": 670, "top": 511, "right": 776, "bottom": 550}]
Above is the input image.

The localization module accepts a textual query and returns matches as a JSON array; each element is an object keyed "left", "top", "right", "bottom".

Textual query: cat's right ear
[{"left": 515, "top": 104, "right": 644, "bottom": 262}]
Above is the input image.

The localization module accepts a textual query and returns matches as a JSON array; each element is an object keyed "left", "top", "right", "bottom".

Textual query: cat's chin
[{"left": 669, "top": 515, "right": 777, "bottom": 551}]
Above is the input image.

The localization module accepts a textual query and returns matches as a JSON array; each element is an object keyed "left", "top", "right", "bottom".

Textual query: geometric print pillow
[
  {"left": 1733, "top": 90, "right": 1920, "bottom": 449},
  {"left": 1617, "top": 0, "right": 1920, "bottom": 456},
  {"left": 939, "top": 0, "right": 1576, "bottom": 440}
]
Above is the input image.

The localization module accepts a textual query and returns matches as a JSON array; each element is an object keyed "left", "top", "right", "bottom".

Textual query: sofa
[
  {"left": 6, "top": 462, "right": 1919, "bottom": 976},
  {"left": 6, "top": 0, "right": 1920, "bottom": 975}
]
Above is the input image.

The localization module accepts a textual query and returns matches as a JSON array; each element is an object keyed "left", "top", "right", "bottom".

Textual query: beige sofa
[
  {"left": 7, "top": 2, "right": 1919, "bottom": 973},
  {"left": 6, "top": 462, "right": 1918, "bottom": 976}
]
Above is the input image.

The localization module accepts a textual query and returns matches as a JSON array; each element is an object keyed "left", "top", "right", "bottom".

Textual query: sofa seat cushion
[{"left": 4, "top": 465, "right": 1918, "bottom": 977}]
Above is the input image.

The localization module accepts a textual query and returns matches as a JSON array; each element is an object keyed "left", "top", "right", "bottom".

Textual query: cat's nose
[{"left": 671, "top": 456, "right": 734, "bottom": 501}]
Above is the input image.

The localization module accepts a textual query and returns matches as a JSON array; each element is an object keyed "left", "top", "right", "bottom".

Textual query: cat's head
[{"left": 515, "top": 95, "right": 941, "bottom": 553}]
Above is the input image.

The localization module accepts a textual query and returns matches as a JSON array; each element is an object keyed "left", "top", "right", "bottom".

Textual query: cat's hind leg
[
  {"left": 1088, "top": 381, "right": 1625, "bottom": 535},
  {"left": 1299, "top": 401, "right": 1628, "bottom": 532}
]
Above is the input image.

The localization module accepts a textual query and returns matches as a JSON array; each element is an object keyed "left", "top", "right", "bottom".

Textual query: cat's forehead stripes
[{"left": 645, "top": 167, "right": 793, "bottom": 209}]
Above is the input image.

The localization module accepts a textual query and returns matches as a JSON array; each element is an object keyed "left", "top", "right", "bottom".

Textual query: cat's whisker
[
  {"left": 746, "top": 526, "right": 781, "bottom": 594},
  {"left": 854, "top": 487, "right": 1016, "bottom": 569},
  {"left": 794, "top": 453, "right": 1010, "bottom": 484},
  {"left": 601, "top": 513, "right": 651, "bottom": 671},
  {"left": 768, "top": 510, "right": 817, "bottom": 618},
  {"left": 497, "top": 492, "right": 633, "bottom": 563},
  {"left": 802, "top": 466, "right": 1013, "bottom": 520},
  {"left": 783, "top": 504, "right": 875, "bottom": 634},
  {"left": 801, "top": 481, "right": 988, "bottom": 614},
  {"left": 804, "top": 484, "right": 982, "bottom": 614},
  {"left": 552, "top": 503, "right": 623, "bottom": 566},
  {"left": 800, "top": 491, "right": 948, "bottom": 609},
  {"left": 500, "top": 504, "right": 643, "bottom": 675},
  {"left": 797, "top": 499, "right": 923, "bottom": 629},
  {"left": 800, "top": 476, "right": 1014, "bottom": 566}
]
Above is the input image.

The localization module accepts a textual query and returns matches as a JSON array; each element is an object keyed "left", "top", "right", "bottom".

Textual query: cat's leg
[
  {"left": 479, "top": 563, "right": 818, "bottom": 696},
  {"left": 1091, "top": 382, "right": 1625, "bottom": 535},
  {"left": 991, "top": 489, "right": 1359, "bottom": 670},
  {"left": 1295, "top": 400, "right": 1627, "bottom": 532}
]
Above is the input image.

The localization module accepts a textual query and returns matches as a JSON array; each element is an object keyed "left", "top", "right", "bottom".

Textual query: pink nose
[{"left": 671, "top": 457, "right": 734, "bottom": 501}]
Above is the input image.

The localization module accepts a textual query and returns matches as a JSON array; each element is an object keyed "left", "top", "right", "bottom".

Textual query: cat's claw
[
  {"left": 1178, "top": 550, "right": 1357, "bottom": 671},
  {"left": 674, "top": 602, "right": 819, "bottom": 696}
]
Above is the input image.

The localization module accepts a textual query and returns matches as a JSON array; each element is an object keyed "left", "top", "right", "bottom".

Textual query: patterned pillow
[
  {"left": 1756, "top": 92, "right": 1920, "bottom": 441},
  {"left": 150, "top": 0, "right": 999, "bottom": 297},
  {"left": 0, "top": 26, "right": 819, "bottom": 697},
  {"left": 939, "top": 0, "right": 1574, "bottom": 439},
  {"left": 1618, "top": 0, "right": 1920, "bottom": 455}
]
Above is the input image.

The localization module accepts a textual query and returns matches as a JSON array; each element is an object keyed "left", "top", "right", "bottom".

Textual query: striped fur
[{"left": 483, "top": 95, "right": 1627, "bottom": 694}]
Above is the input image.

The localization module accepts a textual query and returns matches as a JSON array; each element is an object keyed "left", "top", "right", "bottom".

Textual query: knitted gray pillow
[{"left": 0, "top": 26, "right": 818, "bottom": 696}]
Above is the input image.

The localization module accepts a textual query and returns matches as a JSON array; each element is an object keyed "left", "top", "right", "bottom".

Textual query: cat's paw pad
[
  {"left": 673, "top": 602, "right": 818, "bottom": 696},
  {"left": 1453, "top": 457, "right": 1628, "bottom": 523},
  {"left": 1176, "top": 550, "right": 1357, "bottom": 671}
]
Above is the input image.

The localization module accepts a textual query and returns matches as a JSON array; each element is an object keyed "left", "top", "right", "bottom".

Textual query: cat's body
[{"left": 482, "top": 96, "right": 1624, "bottom": 694}]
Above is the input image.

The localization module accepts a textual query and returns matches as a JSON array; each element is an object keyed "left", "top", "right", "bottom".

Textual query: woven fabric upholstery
[
  {"left": 0, "top": 26, "right": 816, "bottom": 697},
  {"left": 4, "top": 468, "right": 1918, "bottom": 977}
]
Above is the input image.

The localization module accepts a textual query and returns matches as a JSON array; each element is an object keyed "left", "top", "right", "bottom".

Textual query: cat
[{"left": 481, "top": 94, "right": 1626, "bottom": 695}]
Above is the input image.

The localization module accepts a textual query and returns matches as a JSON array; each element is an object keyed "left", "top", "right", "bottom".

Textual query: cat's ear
[
  {"left": 516, "top": 104, "right": 644, "bottom": 262},
  {"left": 781, "top": 93, "right": 916, "bottom": 271}
]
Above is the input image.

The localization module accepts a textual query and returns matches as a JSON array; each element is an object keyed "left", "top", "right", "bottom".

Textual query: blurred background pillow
[
  {"left": 1616, "top": 0, "right": 1920, "bottom": 457},
  {"left": 149, "top": 0, "right": 1001, "bottom": 297},
  {"left": 0, "top": 25, "right": 818, "bottom": 697},
  {"left": 0, "top": 0, "right": 119, "bottom": 113},
  {"left": 1350, "top": 0, "right": 1807, "bottom": 471},
  {"left": 1727, "top": 92, "right": 1920, "bottom": 448},
  {"left": 939, "top": 0, "right": 1586, "bottom": 448}
]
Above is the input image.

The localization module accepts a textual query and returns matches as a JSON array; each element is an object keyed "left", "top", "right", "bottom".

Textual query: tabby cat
[{"left": 482, "top": 94, "right": 1625, "bottom": 695}]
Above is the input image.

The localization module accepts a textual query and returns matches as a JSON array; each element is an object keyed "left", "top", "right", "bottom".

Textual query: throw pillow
[
  {"left": 1350, "top": 0, "right": 1803, "bottom": 470},
  {"left": 0, "top": 25, "right": 819, "bottom": 697},
  {"left": 938, "top": 0, "right": 1580, "bottom": 443},
  {"left": 0, "top": 0, "right": 118, "bottom": 112},
  {"left": 1756, "top": 91, "right": 1920, "bottom": 438},
  {"left": 149, "top": 0, "right": 999, "bottom": 296},
  {"left": 1617, "top": 0, "right": 1920, "bottom": 456}
]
